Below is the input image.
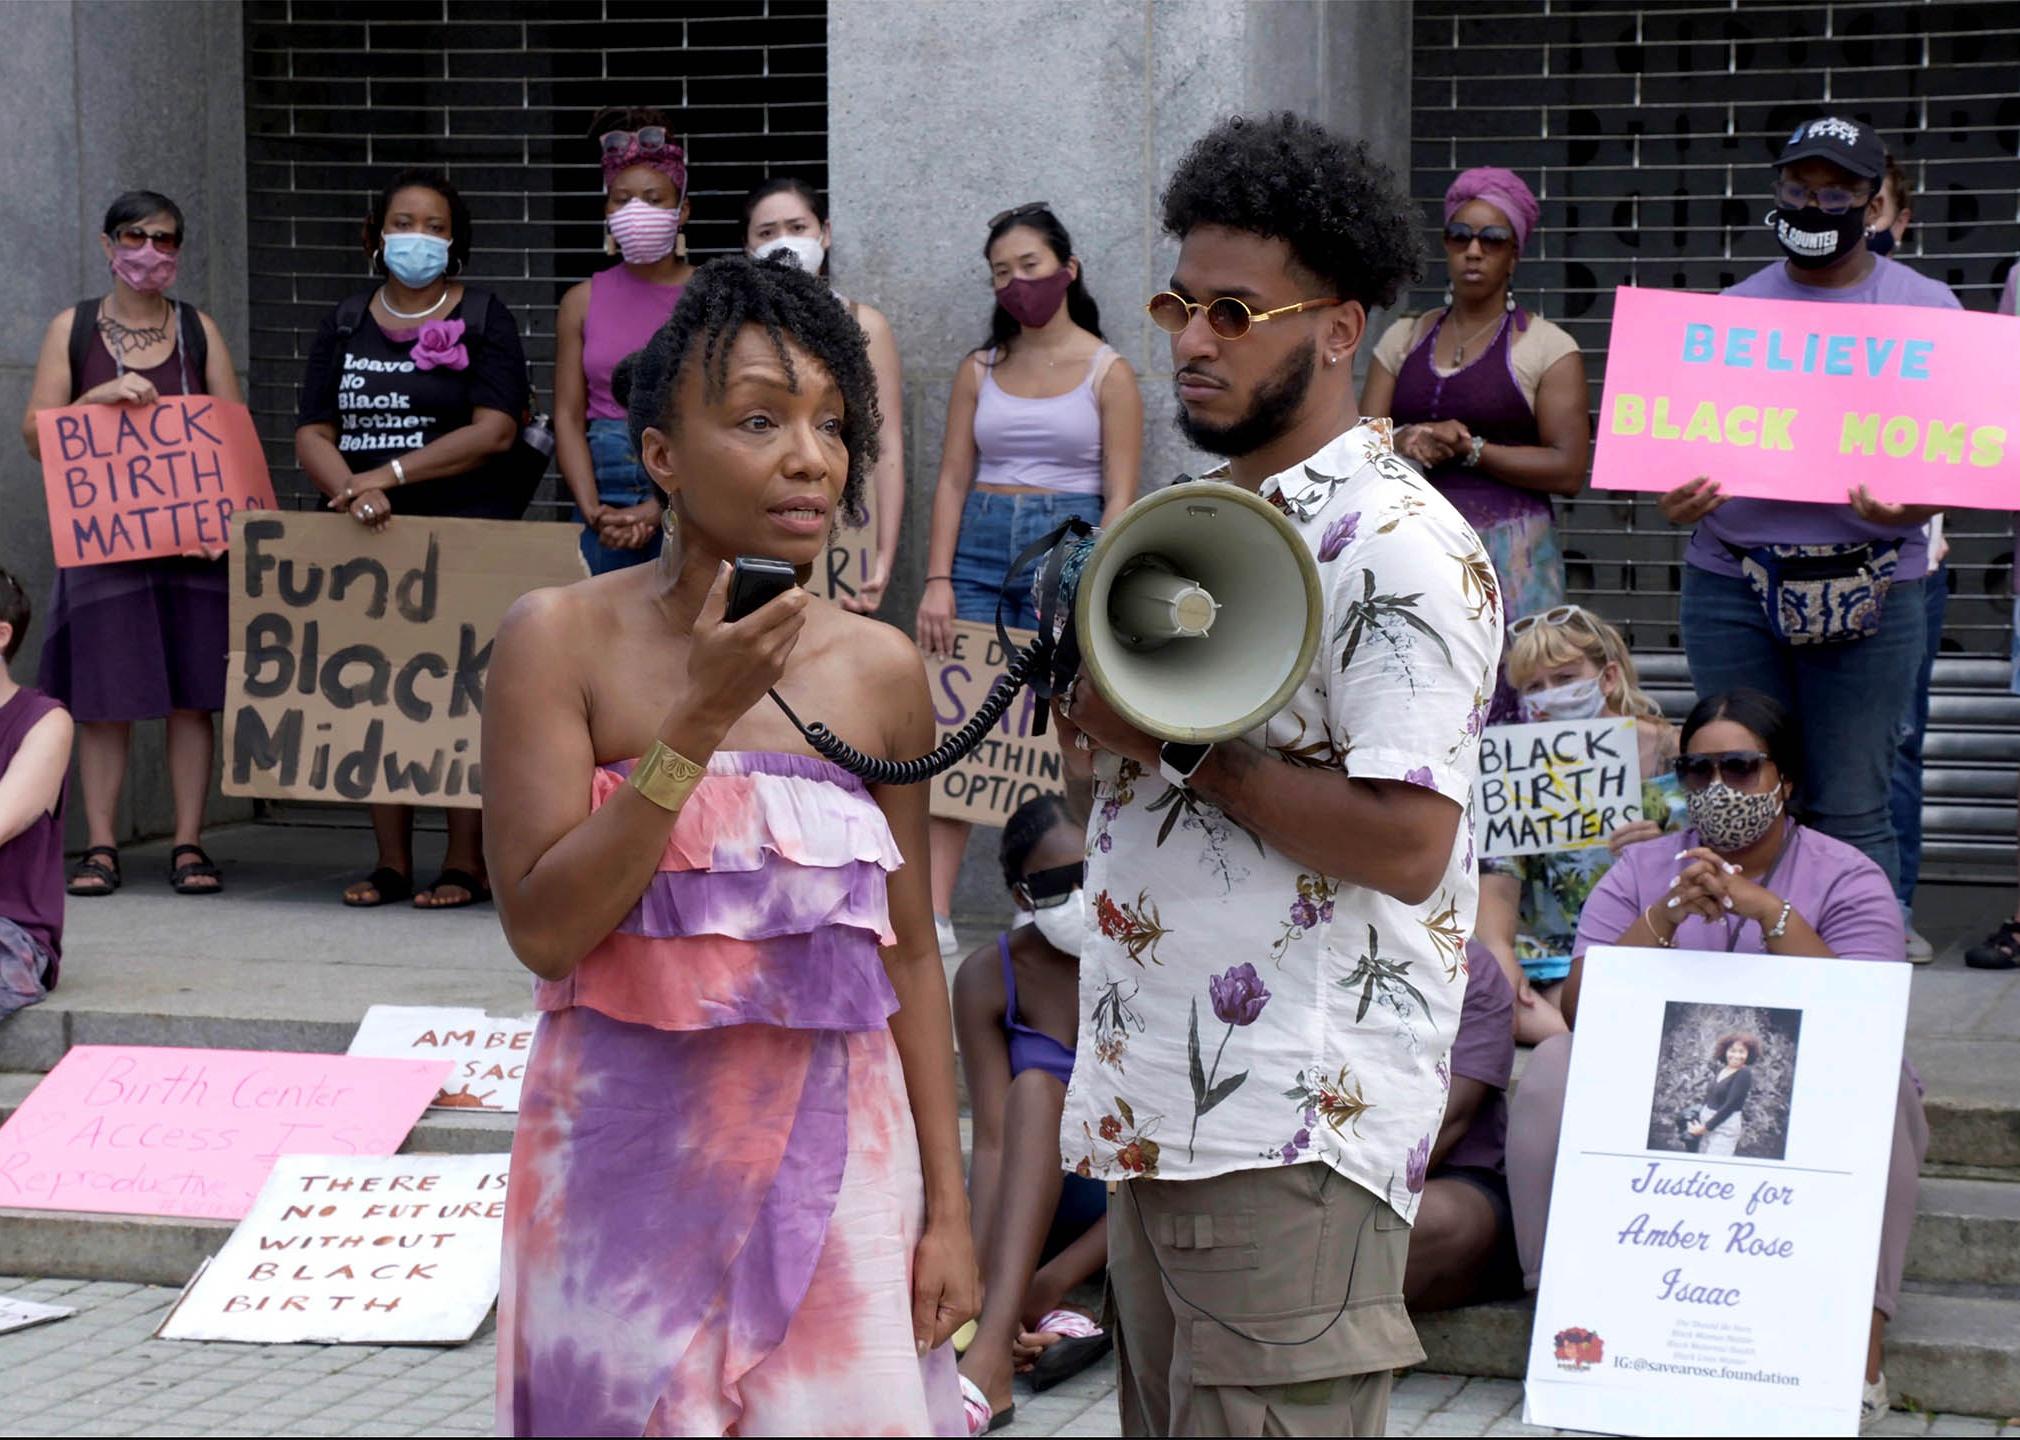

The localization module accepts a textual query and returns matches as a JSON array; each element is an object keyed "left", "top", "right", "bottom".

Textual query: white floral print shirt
[{"left": 1062, "top": 420, "right": 1503, "bottom": 1222}]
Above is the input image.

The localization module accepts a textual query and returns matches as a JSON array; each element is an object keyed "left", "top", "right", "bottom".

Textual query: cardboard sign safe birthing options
[
  {"left": 347, "top": 1006, "right": 538, "bottom": 1113},
  {"left": 1523, "top": 947, "right": 1910, "bottom": 1436},
  {"left": 1477, "top": 717, "right": 1644, "bottom": 858},
  {"left": 1592, "top": 287, "right": 2020, "bottom": 507},
  {"left": 37, "top": 398, "right": 276, "bottom": 567},
  {"left": 806, "top": 484, "right": 882, "bottom": 609},
  {"left": 223, "top": 512, "right": 584, "bottom": 809},
  {"left": 157, "top": 1154, "right": 509, "bottom": 1345},
  {"left": 0, "top": 1047, "right": 448, "bottom": 1221},
  {"left": 925, "top": 621, "right": 1067, "bottom": 828}
]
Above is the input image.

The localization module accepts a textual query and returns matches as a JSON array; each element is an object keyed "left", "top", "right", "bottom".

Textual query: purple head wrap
[
  {"left": 1443, "top": 167, "right": 1540, "bottom": 253},
  {"left": 600, "top": 136, "right": 687, "bottom": 194}
]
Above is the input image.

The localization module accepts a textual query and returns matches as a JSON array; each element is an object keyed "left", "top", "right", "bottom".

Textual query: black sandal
[
  {"left": 343, "top": 867, "right": 413, "bottom": 908},
  {"left": 1966, "top": 919, "right": 2020, "bottom": 971},
  {"left": 67, "top": 846, "right": 121, "bottom": 897},
  {"left": 415, "top": 867, "right": 492, "bottom": 910},
  {"left": 168, "top": 844, "right": 224, "bottom": 895}
]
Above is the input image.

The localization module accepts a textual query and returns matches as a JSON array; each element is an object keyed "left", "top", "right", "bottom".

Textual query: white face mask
[
  {"left": 1521, "top": 674, "right": 1607, "bottom": 722},
  {"left": 1031, "top": 889, "right": 1088, "bottom": 957},
  {"left": 754, "top": 234, "right": 827, "bottom": 274}
]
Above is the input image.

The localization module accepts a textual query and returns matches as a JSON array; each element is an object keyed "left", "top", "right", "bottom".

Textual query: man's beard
[{"left": 1174, "top": 343, "right": 1315, "bottom": 458}]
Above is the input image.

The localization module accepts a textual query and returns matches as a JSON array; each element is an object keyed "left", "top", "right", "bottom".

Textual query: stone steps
[{"left": 1412, "top": 1285, "right": 2020, "bottom": 1419}]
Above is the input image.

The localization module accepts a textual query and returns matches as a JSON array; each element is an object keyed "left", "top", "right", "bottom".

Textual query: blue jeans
[
  {"left": 949, "top": 490, "right": 1105, "bottom": 630},
  {"left": 1681, "top": 565, "right": 1927, "bottom": 894},
  {"left": 577, "top": 418, "right": 663, "bottom": 575},
  {"left": 1888, "top": 565, "right": 1948, "bottom": 912}
]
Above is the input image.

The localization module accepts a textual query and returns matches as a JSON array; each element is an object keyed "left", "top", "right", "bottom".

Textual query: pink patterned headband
[{"left": 600, "top": 132, "right": 687, "bottom": 192}]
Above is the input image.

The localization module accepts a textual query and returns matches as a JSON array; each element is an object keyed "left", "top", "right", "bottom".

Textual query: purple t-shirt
[
  {"left": 1573, "top": 822, "right": 1904, "bottom": 961},
  {"left": 1439, "top": 939, "right": 1517, "bottom": 1174},
  {"left": 0, "top": 687, "right": 67, "bottom": 963},
  {"left": 1687, "top": 255, "right": 1963, "bottom": 583}
]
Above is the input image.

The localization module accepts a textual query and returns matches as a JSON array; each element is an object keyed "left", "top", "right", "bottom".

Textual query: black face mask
[
  {"left": 1769, "top": 205, "right": 1866, "bottom": 270},
  {"left": 1865, "top": 226, "right": 1897, "bottom": 257}
]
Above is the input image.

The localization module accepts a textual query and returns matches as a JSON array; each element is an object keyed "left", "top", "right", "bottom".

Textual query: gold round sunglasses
[{"left": 1146, "top": 290, "right": 1341, "bottom": 340}]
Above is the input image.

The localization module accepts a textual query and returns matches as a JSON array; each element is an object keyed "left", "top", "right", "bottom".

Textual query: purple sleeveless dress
[{"left": 1390, "top": 310, "right": 1567, "bottom": 719}]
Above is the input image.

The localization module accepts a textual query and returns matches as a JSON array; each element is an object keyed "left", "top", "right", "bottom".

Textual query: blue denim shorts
[
  {"left": 579, "top": 417, "right": 663, "bottom": 576},
  {"left": 949, "top": 489, "right": 1105, "bottom": 631}
]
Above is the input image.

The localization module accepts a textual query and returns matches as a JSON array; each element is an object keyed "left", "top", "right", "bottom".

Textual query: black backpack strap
[
  {"left": 66, "top": 298, "right": 100, "bottom": 401},
  {"left": 333, "top": 290, "right": 373, "bottom": 338},
  {"left": 457, "top": 285, "right": 494, "bottom": 340},
  {"left": 177, "top": 301, "right": 209, "bottom": 385}
]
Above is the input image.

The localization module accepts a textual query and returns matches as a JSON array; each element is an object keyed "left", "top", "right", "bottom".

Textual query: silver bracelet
[
  {"left": 390, "top": 457, "right": 407, "bottom": 486},
  {"left": 1764, "top": 900, "right": 1793, "bottom": 940}
]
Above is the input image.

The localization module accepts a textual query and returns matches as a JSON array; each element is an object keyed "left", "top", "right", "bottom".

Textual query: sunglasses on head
[
  {"left": 600, "top": 126, "right": 671, "bottom": 155},
  {"left": 1013, "top": 861, "right": 1084, "bottom": 910},
  {"left": 1508, "top": 604, "right": 1600, "bottom": 638},
  {"left": 1146, "top": 290, "right": 1342, "bottom": 340},
  {"left": 113, "top": 225, "right": 181, "bottom": 253},
  {"left": 988, "top": 201, "right": 1052, "bottom": 229},
  {"left": 1673, "top": 750, "right": 1772, "bottom": 793},
  {"left": 1443, "top": 221, "right": 1515, "bottom": 252}
]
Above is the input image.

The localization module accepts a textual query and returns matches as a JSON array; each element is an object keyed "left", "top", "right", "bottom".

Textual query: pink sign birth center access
[
  {"left": 1591, "top": 286, "right": 2019, "bottom": 509},
  {"left": 0, "top": 1046, "right": 449, "bottom": 1221}
]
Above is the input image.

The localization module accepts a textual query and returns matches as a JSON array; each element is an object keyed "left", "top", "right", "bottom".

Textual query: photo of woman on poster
[
  {"left": 1644, "top": 1002, "right": 1800, "bottom": 1161},
  {"left": 1688, "top": 1031, "right": 1760, "bottom": 1156}
]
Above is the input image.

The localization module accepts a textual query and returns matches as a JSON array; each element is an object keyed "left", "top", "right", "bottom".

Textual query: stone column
[{"left": 0, "top": 0, "right": 251, "bottom": 844}]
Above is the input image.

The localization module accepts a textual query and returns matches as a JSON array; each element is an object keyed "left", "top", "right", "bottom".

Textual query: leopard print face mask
[{"left": 1686, "top": 782, "right": 1784, "bottom": 852}]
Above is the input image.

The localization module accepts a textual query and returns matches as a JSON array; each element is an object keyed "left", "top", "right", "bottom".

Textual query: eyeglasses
[
  {"left": 989, "top": 201, "right": 1052, "bottom": 229},
  {"left": 600, "top": 126, "right": 672, "bottom": 156},
  {"left": 1146, "top": 290, "right": 1342, "bottom": 340},
  {"left": 1774, "top": 178, "right": 1872, "bottom": 215},
  {"left": 1443, "top": 221, "right": 1515, "bottom": 252},
  {"left": 113, "top": 226, "right": 181, "bottom": 253},
  {"left": 1673, "top": 750, "right": 1772, "bottom": 793},
  {"left": 1012, "top": 861, "right": 1084, "bottom": 910},
  {"left": 1508, "top": 604, "right": 1600, "bottom": 638}
]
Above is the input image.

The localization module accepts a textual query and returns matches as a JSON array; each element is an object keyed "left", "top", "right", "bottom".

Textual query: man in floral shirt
[{"left": 1057, "top": 112, "right": 1503, "bottom": 1436}]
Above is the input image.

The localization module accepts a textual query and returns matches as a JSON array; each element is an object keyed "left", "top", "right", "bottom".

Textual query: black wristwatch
[{"left": 1158, "top": 741, "right": 1213, "bottom": 790}]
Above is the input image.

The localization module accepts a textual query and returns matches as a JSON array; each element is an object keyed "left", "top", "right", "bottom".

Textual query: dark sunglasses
[
  {"left": 600, "top": 126, "right": 671, "bottom": 155},
  {"left": 1146, "top": 290, "right": 1341, "bottom": 340},
  {"left": 1442, "top": 221, "right": 1515, "bottom": 252},
  {"left": 114, "top": 225, "right": 182, "bottom": 253},
  {"left": 989, "top": 201, "right": 1052, "bottom": 229},
  {"left": 1673, "top": 750, "right": 1771, "bottom": 793},
  {"left": 1013, "top": 861, "right": 1084, "bottom": 910}
]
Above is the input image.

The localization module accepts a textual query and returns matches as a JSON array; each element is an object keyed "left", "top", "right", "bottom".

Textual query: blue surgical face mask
[{"left": 382, "top": 231, "right": 450, "bottom": 288}]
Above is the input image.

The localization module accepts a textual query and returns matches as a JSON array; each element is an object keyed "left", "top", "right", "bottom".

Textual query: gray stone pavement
[{"left": 1, "top": 1277, "right": 2012, "bottom": 1438}]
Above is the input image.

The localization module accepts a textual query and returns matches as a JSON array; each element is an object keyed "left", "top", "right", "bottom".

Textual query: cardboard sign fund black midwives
[
  {"left": 223, "top": 512, "right": 584, "bottom": 808},
  {"left": 37, "top": 397, "right": 275, "bottom": 566},
  {"left": 925, "top": 620, "right": 1066, "bottom": 827}
]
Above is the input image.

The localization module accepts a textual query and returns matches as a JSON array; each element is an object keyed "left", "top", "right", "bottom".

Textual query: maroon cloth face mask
[{"left": 996, "top": 267, "right": 1074, "bottom": 328}]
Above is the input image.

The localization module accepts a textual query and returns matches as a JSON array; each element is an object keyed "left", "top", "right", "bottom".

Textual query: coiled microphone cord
[{"left": 765, "top": 642, "right": 1042, "bottom": 786}]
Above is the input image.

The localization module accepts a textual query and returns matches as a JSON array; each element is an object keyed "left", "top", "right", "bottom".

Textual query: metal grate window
[{"left": 242, "top": 0, "right": 828, "bottom": 514}]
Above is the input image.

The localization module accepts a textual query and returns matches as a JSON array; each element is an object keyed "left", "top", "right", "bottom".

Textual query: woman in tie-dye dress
[{"left": 482, "top": 255, "right": 976, "bottom": 1437}]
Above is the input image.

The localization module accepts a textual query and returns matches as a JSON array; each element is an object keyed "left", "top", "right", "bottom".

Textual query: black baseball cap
[{"left": 1775, "top": 116, "right": 1887, "bottom": 182}]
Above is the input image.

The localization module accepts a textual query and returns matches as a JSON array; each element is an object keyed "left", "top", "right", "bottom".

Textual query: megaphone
[{"left": 759, "top": 480, "right": 1324, "bottom": 782}]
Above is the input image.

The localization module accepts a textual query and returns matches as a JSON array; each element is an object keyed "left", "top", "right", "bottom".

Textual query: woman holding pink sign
[{"left": 20, "top": 189, "right": 243, "bottom": 899}]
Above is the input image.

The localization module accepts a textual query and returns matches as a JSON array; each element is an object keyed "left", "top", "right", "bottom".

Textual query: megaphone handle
[{"left": 765, "top": 642, "right": 1041, "bottom": 786}]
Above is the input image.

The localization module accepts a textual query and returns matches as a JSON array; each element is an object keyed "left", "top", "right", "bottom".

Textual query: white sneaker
[
  {"left": 1905, "top": 929, "right": 1935, "bottom": 964},
  {"left": 1859, "top": 1371, "right": 1889, "bottom": 1431},
  {"left": 935, "top": 915, "right": 959, "bottom": 959}
]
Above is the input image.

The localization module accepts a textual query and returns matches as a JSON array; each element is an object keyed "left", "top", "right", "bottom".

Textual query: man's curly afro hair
[
  {"left": 611, "top": 254, "right": 881, "bottom": 513},
  {"left": 1161, "top": 111, "right": 1423, "bottom": 312}
]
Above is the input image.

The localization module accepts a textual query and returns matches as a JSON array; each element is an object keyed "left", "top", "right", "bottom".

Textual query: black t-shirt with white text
[{"left": 296, "top": 291, "right": 529, "bottom": 518}]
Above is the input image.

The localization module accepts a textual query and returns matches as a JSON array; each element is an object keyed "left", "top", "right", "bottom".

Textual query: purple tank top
[
  {"left": 582, "top": 267, "right": 686, "bottom": 420},
  {"left": 999, "top": 934, "right": 1075, "bottom": 1085},
  {"left": 971, "top": 347, "right": 1112, "bottom": 495},
  {"left": 1388, "top": 312, "right": 1546, "bottom": 533},
  {"left": 0, "top": 688, "right": 68, "bottom": 963}
]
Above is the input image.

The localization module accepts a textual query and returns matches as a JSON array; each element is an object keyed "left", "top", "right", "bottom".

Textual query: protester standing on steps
[
  {"left": 294, "top": 168, "right": 531, "bottom": 912},
  {"left": 553, "top": 107, "right": 692, "bottom": 575},
  {"left": 915, "top": 204, "right": 1141, "bottom": 960},
  {"left": 744, "top": 177, "right": 907, "bottom": 615},
  {"left": 1504, "top": 689, "right": 1925, "bottom": 1429},
  {"left": 1055, "top": 112, "right": 1500, "bottom": 1438},
  {"left": 1361, "top": 165, "right": 1589, "bottom": 722},
  {"left": 484, "top": 256, "right": 974, "bottom": 1435},
  {"left": 21, "top": 190, "right": 242, "bottom": 899},
  {"left": 1654, "top": 116, "right": 1959, "bottom": 910},
  {"left": 0, "top": 571, "right": 74, "bottom": 1020}
]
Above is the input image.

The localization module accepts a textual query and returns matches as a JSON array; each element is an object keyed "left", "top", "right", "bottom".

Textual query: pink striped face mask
[{"left": 607, "top": 199, "right": 681, "bottom": 265}]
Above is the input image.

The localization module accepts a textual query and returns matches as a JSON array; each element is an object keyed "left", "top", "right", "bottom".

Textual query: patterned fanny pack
[{"left": 1727, "top": 539, "right": 1901, "bottom": 646}]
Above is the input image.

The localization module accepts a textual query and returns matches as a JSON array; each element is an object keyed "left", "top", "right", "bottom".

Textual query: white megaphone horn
[{"left": 755, "top": 480, "right": 1324, "bottom": 781}]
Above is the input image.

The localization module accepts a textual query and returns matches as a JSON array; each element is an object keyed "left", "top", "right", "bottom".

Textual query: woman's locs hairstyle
[
  {"left": 610, "top": 254, "right": 881, "bottom": 514},
  {"left": 360, "top": 167, "right": 472, "bottom": 277},
  {"left": 979, "top": 205, "right": 1103, "bottom": 362}
]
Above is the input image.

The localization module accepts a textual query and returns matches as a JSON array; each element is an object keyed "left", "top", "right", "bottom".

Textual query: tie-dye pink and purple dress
[{"left": 497, "top": 752, "right": 962, "bottom": 1437}]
